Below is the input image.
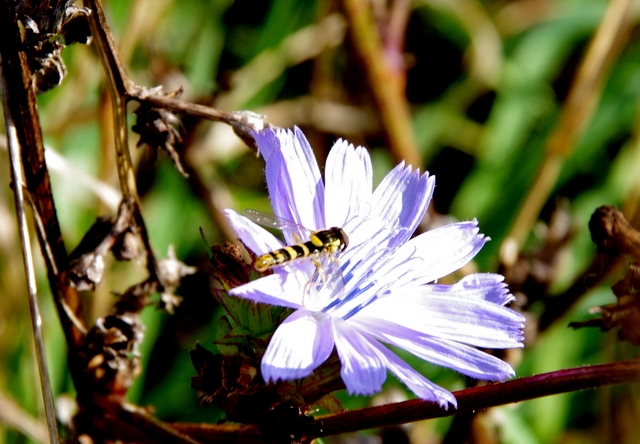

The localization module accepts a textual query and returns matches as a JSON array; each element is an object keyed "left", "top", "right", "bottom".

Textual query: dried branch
[
  {"left": 0, "top": 1, "right": 93, "bottom": 440},
  {"left": 75, "top": 402, "right": 206, "bottom": 443},
  {"left": 0, "top": 74, "right": 59, "bottom": 443},
  {"left": 2, "top": 1, "right": 203, "bottom": 440},
  {"left": 0, "top": 0, "right": 85, "bottom": 364},
  {"left": 538, "top": 253, "right": 622, "bottom": 332},
  {"left": 85, "top": 0, "right": 266, "bottom": 289},
  {"left": 84, "top": 0, "right": 267, "bottom": 148},
  {"left": 566, "top": 206, "right": 640, "bottom": 343}
]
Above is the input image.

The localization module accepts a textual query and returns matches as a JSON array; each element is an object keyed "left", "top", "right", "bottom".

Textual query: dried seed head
[{"left": 132, "top": 89, "right": 187, "bottom": 176}]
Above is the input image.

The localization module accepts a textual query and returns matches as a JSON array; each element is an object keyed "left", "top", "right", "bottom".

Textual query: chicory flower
[{"left": 224, "top": 127, "right": 525, "bottom": 408}]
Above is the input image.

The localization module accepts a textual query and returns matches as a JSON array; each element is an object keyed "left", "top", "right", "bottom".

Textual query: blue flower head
[{"left": 224, "top": 127, "right": 525, "bottom": 408}]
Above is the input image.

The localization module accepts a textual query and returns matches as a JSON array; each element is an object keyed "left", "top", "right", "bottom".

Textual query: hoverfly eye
[{"left": 339, "top": 229, "right": 349, "bottom": 250}]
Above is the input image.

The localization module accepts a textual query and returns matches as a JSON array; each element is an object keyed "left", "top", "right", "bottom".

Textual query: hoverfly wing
[
  {"left": 243, "top": 209, "right": 310, "bottom": 242},
  {"left": 243, "top": 209, "right": 281, "bottom": 229}
]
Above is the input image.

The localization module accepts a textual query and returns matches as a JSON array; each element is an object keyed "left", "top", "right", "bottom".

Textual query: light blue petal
[
  {"left": 225, "top": 208, "right": 318, "bottom": 279},
  {"left": 358, "top": 287, "right": 525, "bottom": 348},
  {"left": 256, "top": 127, "right": 325, "bottom": 235},
  {"left": 427, "top": 273, "right": 515, "bottom": 305},
  {"left": 337, "top": 215, "right": 396, "bottom": 272},
  {"left": 371, "top": 163, "right": 435, "bottom": 248},
  {"left": 375, "top": 221, "right": 486, "bottom": 290},
  {"left": 324, "top": 140, "right": 373, "bottom": 228},
  {"left": 369, "top": 339, "right": 457, "bottom": 408},
  {"left": 334, "top": 319, "right": 457, "bottom": 406},
  {"left": 224, "top": 209, "right": 284, "bottom": 256},
  {"left": 333, "top": 319, "right": 386, "bottom": 395},
  {"left": 353, "top": 316, "right": 516, "bottom": 380},
  {"left": 330, "top": 221, "right": 486, "bottom": 318},
  {"left": 229, "top": 272, "right": 307, "bottom": 309},
  {"left": 261, "top": 309, "right": 334, "bottom": 382}
]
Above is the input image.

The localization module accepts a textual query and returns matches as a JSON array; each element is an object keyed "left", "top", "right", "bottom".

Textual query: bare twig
[
  {"left": 86, "top": 0, "right": 168, "bottom": 291},
  {"left": 539, "top": 253, "right": 622, "bottom": 332},
  {"left": 169, "top": 422, "right": 264, "bottom": 444},
  {"left": 1, "top": 75, "right": 59, "bottom": 443},
  {"left": 76, "top": 402, "right": 206, "bottom": 444},
  {"left": 85, "top": 0, "right": 266, "bottom": 139}
]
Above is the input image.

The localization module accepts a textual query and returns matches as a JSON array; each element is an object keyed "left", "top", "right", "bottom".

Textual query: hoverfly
[
  {"left": 244, "top": 209, "right": 349, "bottom": 271},
  {"left": 243, "top": 209, "right": 349, "bottom": 294}
]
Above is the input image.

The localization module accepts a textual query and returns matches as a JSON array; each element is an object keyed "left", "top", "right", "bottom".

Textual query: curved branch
[{"left": 311, "top": 360, "right": 640, "bottom": 438}]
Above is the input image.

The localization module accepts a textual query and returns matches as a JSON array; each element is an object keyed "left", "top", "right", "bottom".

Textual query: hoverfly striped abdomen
[{"left": 253, "top": 227, "right": 349, "bottom": 272}]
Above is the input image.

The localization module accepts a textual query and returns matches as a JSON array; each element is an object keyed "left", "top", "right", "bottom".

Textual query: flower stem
[{"left": 312, "top": 359, "right": 640, "bottom": 437}]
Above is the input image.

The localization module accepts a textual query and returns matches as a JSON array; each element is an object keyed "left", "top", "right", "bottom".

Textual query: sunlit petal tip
[
  {"left": 480, "top": 357, "right": 516, "bottom": 381},
  {"left": 423, "top": 170, "right": 436, "bottom": 188},
  {"left": 340, "top": 361, "right": 387, "bottom": 396},
  {"left": 421, "top": 388, "right": 458, "bottom": 410},
  {"left": 343, "top": 371, "right": 385, "bottom": 396},
  {"left": 258, "top": 126, "right": 325, "bottom": 229},
  {"left": 252, "top": 127, "right": 281, "bottom": 159},
  {"left": 399, "top": 374, "right": 458, "bottom": 409},
  {"left": 292, "top": 127, "right": 315, "bottom": 156},
  {"left": 331, "top": 137, "right": 350, "bottom": 151},
  {"left": 455, "top": 273, "right": 516, "bottom": 305}
]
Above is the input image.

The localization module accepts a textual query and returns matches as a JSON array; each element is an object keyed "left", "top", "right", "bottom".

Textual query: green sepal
[{"left": 215, "top": 316, "right": 240, "bottom": 356}]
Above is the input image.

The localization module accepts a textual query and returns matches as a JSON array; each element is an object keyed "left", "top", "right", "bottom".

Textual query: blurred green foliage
[{"left": 2, "top": 0, "right": 640, "bottom": 442}]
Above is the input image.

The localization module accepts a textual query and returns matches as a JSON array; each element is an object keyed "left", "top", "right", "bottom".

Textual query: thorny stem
[
  {"left": 500, "top": 0, "right": 636, "bottom": 264},
  {"left": 0, "top": 69, "right": 60, "bottom": 444}
]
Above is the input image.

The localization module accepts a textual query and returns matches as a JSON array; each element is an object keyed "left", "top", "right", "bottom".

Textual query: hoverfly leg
[
  {"left": 306, "top": 254, "right": 346, "bottom": 301},
  {"left": 311, "top": 257, "right": 326, "bottom": 281}
]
